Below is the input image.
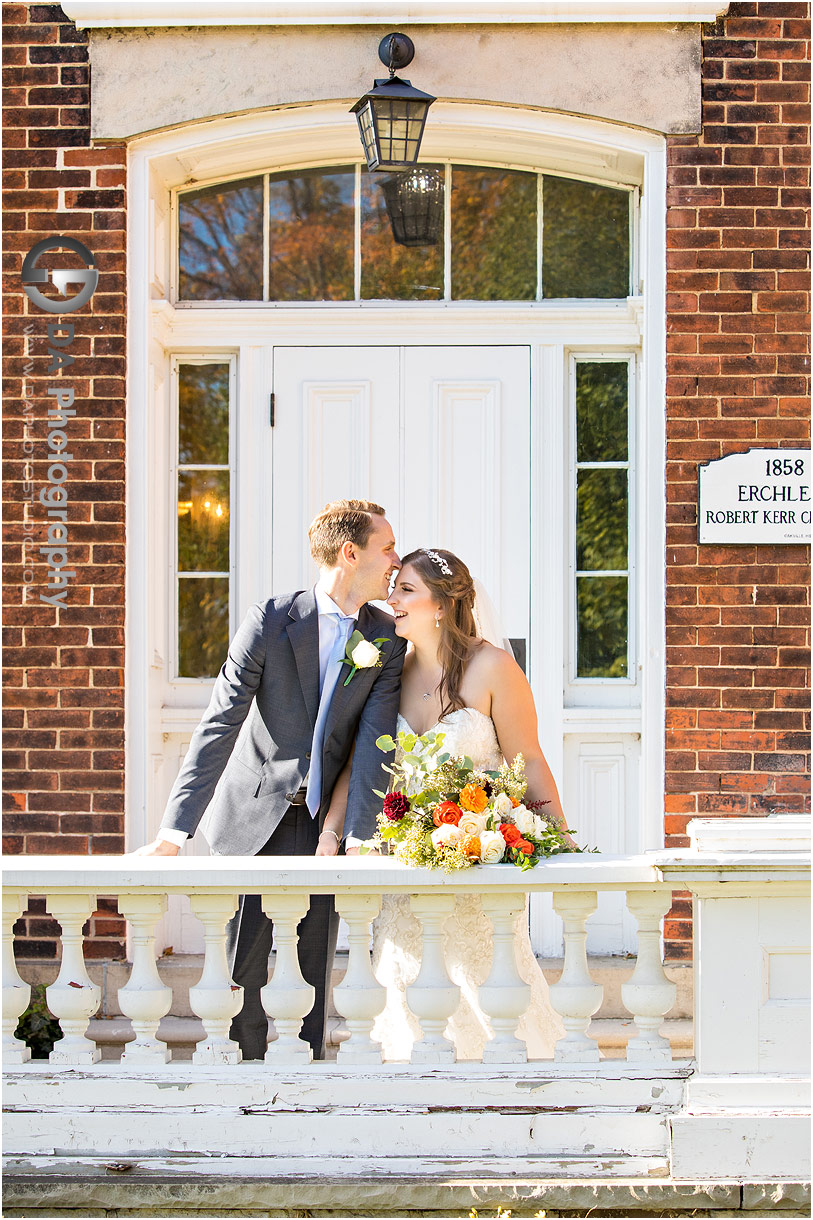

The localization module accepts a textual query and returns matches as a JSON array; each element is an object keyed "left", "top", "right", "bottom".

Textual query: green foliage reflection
[
  {"left": 576, "top": 362, "right": 628, "bottom": 462},
  {"left": 179, "top": 364, "right": 229, "bottom": 466},
  {"left": 577, "top": 469, "right": 628, "bottom": 571},
  {"left": 178, "top": 578, "right": 230, "bottom": 679},
  {"left": 577, "top": 577, "right": 628, "bottom": 678},
  {"left": 543, "top": 176, "right": 630, "bottom": 299},
  {"left": 452, "top": 167, "right": 536, "bottom": 300}
]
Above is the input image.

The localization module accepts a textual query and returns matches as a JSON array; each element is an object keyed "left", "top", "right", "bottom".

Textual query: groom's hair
[{"left": 308, "top": 499, "right": 387, "bottom": 567}]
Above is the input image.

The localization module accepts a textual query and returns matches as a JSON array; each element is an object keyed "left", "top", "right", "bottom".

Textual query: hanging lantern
[
  {"left": 351, "top": 33, "right": 436, "bottom": 172},
  {"left": 381, "top": 168, "right": 444, "bottom": 247}
]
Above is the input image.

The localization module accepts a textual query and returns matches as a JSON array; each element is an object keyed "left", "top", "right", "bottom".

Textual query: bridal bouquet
[{"left": 361, "top": 728, "right": 579, "bottom": 871}]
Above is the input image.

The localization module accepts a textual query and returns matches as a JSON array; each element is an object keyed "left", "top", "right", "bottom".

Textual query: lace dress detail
[{"left": 370, "top": 708, "right": 564, "bottom": 1061}]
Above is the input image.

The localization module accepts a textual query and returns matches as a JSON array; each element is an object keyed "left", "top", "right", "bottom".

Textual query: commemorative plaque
[{"left": 698, "top": 448, "right": 811, "bottom": 545}]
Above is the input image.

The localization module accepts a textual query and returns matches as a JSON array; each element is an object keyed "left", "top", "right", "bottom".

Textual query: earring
[{"left": 435, "top": 614, "right": 441, "bottom": 629}]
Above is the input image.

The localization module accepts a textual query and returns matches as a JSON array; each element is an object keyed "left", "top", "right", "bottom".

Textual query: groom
[{"left": 137, "top": 499, "right": 405, "bottom": 1059}]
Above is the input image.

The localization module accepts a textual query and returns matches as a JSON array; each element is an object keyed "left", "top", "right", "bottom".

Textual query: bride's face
[{"left": 387, "top": 564, "right": 442, "bottom": 640}]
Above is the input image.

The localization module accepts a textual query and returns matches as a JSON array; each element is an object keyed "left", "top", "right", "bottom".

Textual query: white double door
[{"left": 271, "top": 346, "right": 531, "bottom": 658}]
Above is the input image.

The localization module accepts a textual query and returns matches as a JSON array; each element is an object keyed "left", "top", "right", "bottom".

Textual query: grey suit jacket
[{"left": 161, "top": 589, "right": 406, "bottom": 855}]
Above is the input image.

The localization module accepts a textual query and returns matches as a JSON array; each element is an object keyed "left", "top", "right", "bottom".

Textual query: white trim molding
[{"left": 64, "top": 1, "right": 730, "bottom": 27}]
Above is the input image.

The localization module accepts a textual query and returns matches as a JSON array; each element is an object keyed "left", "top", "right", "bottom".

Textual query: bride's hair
[{"left": 400, "top": 548, "right": 481, "bottom": 720}]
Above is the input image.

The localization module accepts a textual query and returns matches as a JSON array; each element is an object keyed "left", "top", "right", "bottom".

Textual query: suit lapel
[
  {"left": 286, "top": 589, "right": 320, "bottom": 730},
  {"left": 322, "top": 603, "right": 391, "bottom": 740}
]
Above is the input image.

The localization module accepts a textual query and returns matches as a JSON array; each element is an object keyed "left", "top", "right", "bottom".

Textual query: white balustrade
[
  {"left": 117, "top": 893, "right": 173, "bottom": 1064},
  {"left": 622, "top": 889, "right": 677, "bottom": 1064},
  {"left": 333, "top": 893, "right": 385, "bottom": 1064},
  {"left": 407, "top": 894, "right": 459, "bottom": 1064},
  {"left": 549, "top": 889, "right": 603, "bottom": 1063},
  {"left": 188, "top": 893, "right": 243, "bottom": 1065},
  {"left": 478, "top": 892, "right": 531, "bottom": 1063},
  {"left": 45, "top": 893, "right": 101, "bottom": 1065},
  {"left": 3, "top": 893, "right": 31, "bottom": 1066},
  {"left": 260, "top": 893, "right": 315, "bottom": 1064}
]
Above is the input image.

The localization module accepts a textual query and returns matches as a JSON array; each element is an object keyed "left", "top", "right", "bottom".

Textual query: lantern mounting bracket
[{"left": 378, "top": 32, "right": 415, "bottom": 76}]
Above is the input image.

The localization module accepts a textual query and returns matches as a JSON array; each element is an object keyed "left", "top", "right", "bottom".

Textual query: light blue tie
[{"left": 306, "top": 612, "right": 355, "bottom": 817}]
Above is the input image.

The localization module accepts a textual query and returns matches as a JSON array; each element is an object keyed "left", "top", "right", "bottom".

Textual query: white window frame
[{"left": 126, "top": 102, "right": 666, "bottom": 859}]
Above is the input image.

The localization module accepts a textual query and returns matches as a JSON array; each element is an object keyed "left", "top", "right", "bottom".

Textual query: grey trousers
[{"left": 225, "top": 805, "right": 339, "bottom": 1060}]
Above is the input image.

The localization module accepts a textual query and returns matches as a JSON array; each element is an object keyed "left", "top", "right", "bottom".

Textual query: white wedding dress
[{"left": 370, "top": 707, "right": 565, "bottom": 1061}]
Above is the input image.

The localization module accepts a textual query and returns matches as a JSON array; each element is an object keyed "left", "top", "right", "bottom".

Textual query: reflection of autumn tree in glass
[
  {"left": 361, "top": 171, "right": 444, "bottom": 300},
  {"left": 179, "top": 364, "right": 229, "bottom": 465},
  {"left": 178, "top": 471, "right": 230, "bottom": 572},
  {"left": 179, "top": 178, "right": 263, "bottom": 300},
  {"left": 268, "top": 168, "right": 354, "bottom": 300},
  {"left": 543, "top": 176, "right": 630, "bottom": 299},
  {"left": 452, "top": 168, "right": 536, "bottom": 299},
  {"left": 178, "top": 578, "right": 230, "bottom": 678}
]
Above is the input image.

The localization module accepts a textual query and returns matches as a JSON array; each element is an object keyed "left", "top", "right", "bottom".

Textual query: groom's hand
[{"left": 133, "top": 838, "right": 181, "bottom": 856}]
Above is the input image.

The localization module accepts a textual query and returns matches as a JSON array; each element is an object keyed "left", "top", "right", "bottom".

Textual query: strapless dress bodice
[{"left": 396, "top": 707, "right": 502, "bottom": 773}]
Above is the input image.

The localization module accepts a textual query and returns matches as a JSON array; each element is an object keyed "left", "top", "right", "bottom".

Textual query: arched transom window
[{"left": 177, "top": 163, "right": 632, "bottom": 303}]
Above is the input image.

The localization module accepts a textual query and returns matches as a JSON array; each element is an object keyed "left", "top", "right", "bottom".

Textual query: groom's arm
[
  {"left": 143, "top": 602, "right": 268, "bottom": 851},
  {"left": 343, "top": 634, "right": 406, "bottom": 844}
]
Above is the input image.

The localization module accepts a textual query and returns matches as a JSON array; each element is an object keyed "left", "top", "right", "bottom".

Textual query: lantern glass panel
[
  {"left": 361, "top": 168, "right": 444, "bottom": 300},
  {"left": 451, "top": 166, "right": 536, "bottom": 300}
]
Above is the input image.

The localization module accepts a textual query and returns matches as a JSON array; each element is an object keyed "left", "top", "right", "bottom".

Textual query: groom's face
[{"left": 354, "top": 515, "right": 400, "bottom": 603}]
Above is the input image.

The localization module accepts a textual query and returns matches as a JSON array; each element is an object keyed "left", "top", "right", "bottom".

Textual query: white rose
[
  {"left": 351, "top": 639, "right": 381, "bottom": 668},
  {"left": 458, "top": 811, "right": 488, "bottom": 837},
  {"left": 492, "top": 792, "right": 513, "bottom": 819},
  {"left": 532, "top": 813, "right": 550, "bottom": 838},
  {"left": 431, "top": 823, "right": 462, "bottom": 848},
  {"left": 478, "top": 830, "right": 506, "bottom": 864},
  {"left": 512, "top": 805, "right": 535, "bottom": 836}
]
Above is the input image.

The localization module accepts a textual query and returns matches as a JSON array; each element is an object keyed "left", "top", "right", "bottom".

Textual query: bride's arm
[
  {"left": 314, "top": 745, "right": 353, "bottom": 857},
  {"left": 485, "top": 649, "right": 577, "bottom": 847}
]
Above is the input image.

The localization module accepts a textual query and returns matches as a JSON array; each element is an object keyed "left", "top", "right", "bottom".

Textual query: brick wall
[
  {"left": 2, "top": 3, "right": 127, "bottom": 958},
  {"left": 664, "top": 1, "right": 811, "bottom": 955}
]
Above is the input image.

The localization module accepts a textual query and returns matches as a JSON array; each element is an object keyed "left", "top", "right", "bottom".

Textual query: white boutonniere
[{"left": 341, "top": 629, "right": 389, "bottom": 686}]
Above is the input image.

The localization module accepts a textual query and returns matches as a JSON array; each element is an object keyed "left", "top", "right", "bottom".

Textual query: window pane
[
  {"left": 178, "top": 471, "right": 230, "bottom": 572},
  {"left": 451, "top": 167, "right": 536, "bottom": 300},
  {"left": 577, "top": 576, "right": 628, "bottom": 678},
  {"left": 360, "top": 170, "right": 444, "bottom": 300},
  {"left": 179, "top": 178, "right": 263, "bottom": 301},
  {"left": 576, "top": 362, "right": 628, "bottom": 463},
  {"left": 577, "top": 469, "right": 628, "bottom": 571},
  {"left": 178, "top": 577, "right": 230, "bottom": 678},
  {"left": 543, "top": 176, "right": 629, "bottom": 299},
  {"left": 178, "top": 364, "right": 230, "bottom": 465},
  {"left": 268, "top": 167, "right": 354, "bottom": 301}
]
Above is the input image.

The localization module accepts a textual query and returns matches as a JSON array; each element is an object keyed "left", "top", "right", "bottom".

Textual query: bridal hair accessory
[{"left": 422, "top": 548, "right": 453, "bottom": 577}]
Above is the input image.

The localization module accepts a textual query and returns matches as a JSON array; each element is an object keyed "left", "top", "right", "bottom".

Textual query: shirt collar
[{"left": 314, "top": 582, "right": 358, "bottom": 621}]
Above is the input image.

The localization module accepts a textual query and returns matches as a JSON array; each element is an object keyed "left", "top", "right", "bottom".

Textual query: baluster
[
  {"left": 622, "top": 889, "right": 677, "bottom": 1064},
  {"left": 549, "top": 889, "right": 602, "bottom": 1063},
  {"left": 3, "top": 893, "right": 31, "bottom": 1065},
  {"left": 118, "top": 893, "right": 173, "bottom": 1063},
  {"left": 188, "top": 893, "right": 243, "bottom": 1064},
  {"left": 407, "top": 894, "right": 459, "bottom": 1064},
  {"left": 45, "top": 894, "right": 101, "bottom": 1065},
  {"left": 333, "top": 893, "right": 385, "bottom": 1064},
  {"left": 260, "top": 893, "right": 315, "bottom": 1064},
  {"left": 478, "top": 893, "right": 531, "bottom": 1063}
]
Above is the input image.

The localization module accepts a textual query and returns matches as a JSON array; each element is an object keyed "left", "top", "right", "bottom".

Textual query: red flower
[
  {"left": 500, "top": 822, "right": 521, "bottom": 846},
  {"left": 383, "top": 792, "right": 410, "bottom": 821},
  {"left": 517, "top": 838, "right": 534, "bottom": 856},
  {"left": 433, "top": 800, "right": 462, "bottom": 827}
]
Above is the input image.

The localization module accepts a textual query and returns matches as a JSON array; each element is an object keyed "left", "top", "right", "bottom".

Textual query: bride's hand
[{"left": 315, "top": 830, "right": 340, "bottom": 857}]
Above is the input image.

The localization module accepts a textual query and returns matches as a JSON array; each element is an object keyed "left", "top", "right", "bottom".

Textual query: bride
[{"left": 320, "top": 546, "right": 573, "bottom": 1060}]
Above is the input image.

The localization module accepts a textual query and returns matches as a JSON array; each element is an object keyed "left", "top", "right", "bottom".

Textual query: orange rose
[
  {"left": 460, "top": 834, "right": 481, "bottom": 858},
  {"left": 511, "top": 798, "right": 521, "bottom": 808},
  {"left": 500, "top": 822, "right": 521, "bottom": 846},
  {"left": 459, "top": 784, "right": 488, "bottom": 814},
  {"left": 433, "top": 800, "right": 462, "bottom": 827},
  {"left": 517, "top": 838, "right": 534, "bottom": 856}
]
